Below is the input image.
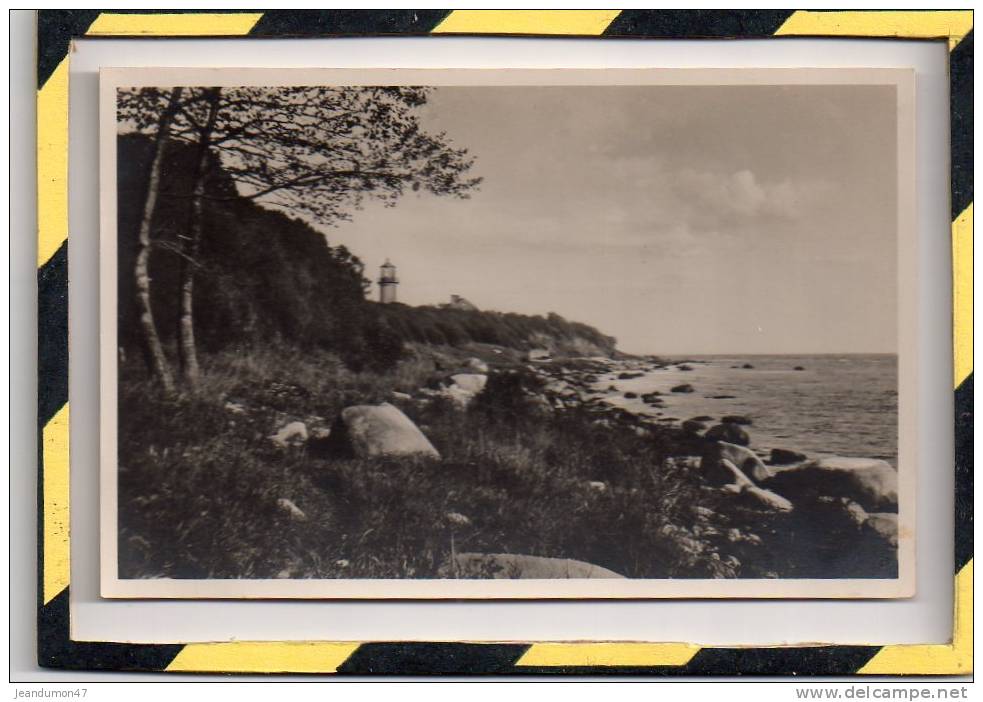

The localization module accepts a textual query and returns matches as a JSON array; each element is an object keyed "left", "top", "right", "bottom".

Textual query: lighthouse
[{"left": 378, "top": 259, "right": 399, "bottom": 304}]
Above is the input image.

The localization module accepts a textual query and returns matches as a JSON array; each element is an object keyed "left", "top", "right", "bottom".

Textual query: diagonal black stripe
[
  {"left": 250, "top": 10, "right": 452, "bottom": 37},
  {"left": 38, "top": 240, "right": 68, "bottom": 429},
  {"left": 38, "top": 588, "right": 185, "bottom": 671},
  {"left": 37, "top": 10, "right": 102, "bottom": 89},
  {"left": 604, "top": 10, "right": 795, "bottom": 38},
  {"left": 336, "top": 642, "right": 529, "bottom": 675},
  {"left": 36, "top": 432, "right": 44, "bottom": 614},
  {"left": 680, "top": 645, "right": 881, "bottom": 676},
  {"left": 950, "top": 30, "right": 973, "bottom": 220},
  {"left": 954, "top": 373, "right": 973, "bottom": 571}
]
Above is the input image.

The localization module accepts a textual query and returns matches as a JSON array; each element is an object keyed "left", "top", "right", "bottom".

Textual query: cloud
[{"left": 675, "top": 168, "right": 801, "bottom": 220}]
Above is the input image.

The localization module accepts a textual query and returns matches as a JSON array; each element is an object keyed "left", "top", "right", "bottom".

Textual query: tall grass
[{"left": 117, "top": 344, "right": 742, "bottom": 580}]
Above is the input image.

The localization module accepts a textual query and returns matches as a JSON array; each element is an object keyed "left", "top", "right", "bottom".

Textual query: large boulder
[
  {"left": 443, "top": 553, "right": 625, "bottom": 579},
  {"left": 704, "top": 422, "right": 750, "bottom": 447},
  {"left": 322, "top": 403, "right": 440, "bottom": 460},
  {"left": 710, "top": 461, "right": 792, "bottom": 512},
  {"left": 762, "top": 456, "right": 897, "bottom": 512}
]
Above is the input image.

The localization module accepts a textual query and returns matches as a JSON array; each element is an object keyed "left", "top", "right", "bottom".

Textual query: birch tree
[
  {"left": 127, "top": 86, "right": 182, "bottom": 394},
  {"left": 119, "top": 85, "right": 481, "bottom": 388}
]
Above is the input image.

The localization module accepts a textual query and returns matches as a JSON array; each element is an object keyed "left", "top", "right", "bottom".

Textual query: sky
[{"left": 309, "top": 84, "right": 898, "bottom": 355}]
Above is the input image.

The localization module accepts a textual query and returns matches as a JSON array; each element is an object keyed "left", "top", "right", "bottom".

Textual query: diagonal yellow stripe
[
  {"left": 35, "top": 12, "right": 263, "bottom": 268},
  {"left": 953, "top": 204, "right": 973, "bottom": 389},
  {"left": 434, "top": 10, "right": 620, "bottom": 36},
  {"left": 859, "top": 560, "right": 973, "bottom": 674},
  {"left": 85, "top": 12, "right": 263, "bottom": 36},
  {"left": 777, "top": 10, "right": 973, "bottom": 49},
  {"left": 166, "top": 642, "right": 359, "bottom": 673},
  {"left": 37, "top": 61, "right": 69, "bottom": 267},
  {"left": 516, "top": 642, "right": 698, "bottom": 668},
  {"left": 42, "top": 404, "right": 71, "bottom": 605}
]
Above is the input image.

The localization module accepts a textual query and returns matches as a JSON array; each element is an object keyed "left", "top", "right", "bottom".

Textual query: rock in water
[
  {"left": 704, "top": 422, "right": 750, "bottom": 447},
  {"left": 721, "top": 415, "right": 753, "bottom": 426},
  {"left": 762, "top": 456, "right": 897, "bottom": 512},
  {"left": 450, "top": 373, "right": 488, "bottom": 394},
  {"left": 443, "top": 553, "right": 625, "bottom": 579},
  {"left": 671, "top": 383, "right": 695, "bottom": 393},
  {"left": 324, "top": 403, "right": 440, "bottom": 460},
  {"left": 770, "top": 448, "right": 807, "bottom": 465}
]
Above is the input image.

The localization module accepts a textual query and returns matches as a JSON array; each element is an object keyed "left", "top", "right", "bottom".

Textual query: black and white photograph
[{"left": 100, "top": 68, "right": 915, "bottom": 599}]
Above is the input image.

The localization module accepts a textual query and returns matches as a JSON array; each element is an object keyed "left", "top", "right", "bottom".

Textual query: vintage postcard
[{"left": 100, "top": 67, "right": 915, "bottom": 599}]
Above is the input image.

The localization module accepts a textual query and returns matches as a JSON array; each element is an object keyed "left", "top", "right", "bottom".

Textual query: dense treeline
[
  {"left": 376, "top": 304, "right": 617, "bottom": 357},
  {"left": 118, "top": 133, "right": 616, "bottom": 374},
  {"left": 117, "top": 133, "right": 389, "bottom": 368}
]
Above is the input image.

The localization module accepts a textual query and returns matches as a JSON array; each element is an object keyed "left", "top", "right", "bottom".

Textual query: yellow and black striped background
[{"left": 36, "top": 9, "right": 973, "bottom": 675}]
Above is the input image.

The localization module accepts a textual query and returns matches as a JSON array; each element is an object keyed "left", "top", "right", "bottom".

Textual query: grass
[
  {"left": 117, "top": 343, "right": 745, "bottom": 580},
  {"left": 118, "top": 342, "right": 897, "bottom": 581}
]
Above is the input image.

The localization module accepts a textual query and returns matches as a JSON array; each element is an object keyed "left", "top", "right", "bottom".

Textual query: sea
[{"left": 600, "top": 354, "right": 898, "bottom": 466}]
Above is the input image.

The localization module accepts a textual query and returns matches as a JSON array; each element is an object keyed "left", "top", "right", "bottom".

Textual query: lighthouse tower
[{"left": 378, "top": 259, "right": 399, "bottom": 304}]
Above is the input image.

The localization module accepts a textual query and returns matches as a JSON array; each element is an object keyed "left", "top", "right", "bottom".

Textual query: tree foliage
[
  {"left": 118, "top": 85, "right": 482, "bottom": 226},
  {"left": 117, "top": 135, "right": 374, "bottom": 363},
  {"left": 374, "top": 303, "right": 617, "bottom": 356},
  {"left": 117, "top": 84, "right": 482, "bottom": 386}
]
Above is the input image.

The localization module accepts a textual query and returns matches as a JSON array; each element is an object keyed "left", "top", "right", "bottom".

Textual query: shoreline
[
  {"left": 507, "top": 352, "right": 900, "bottom": 580},
  {"left": 525, "top": 354, "right": 810, "bottom": 464},
  {"left": 532, "top": 354, "right": 898, "bottom": 468}
]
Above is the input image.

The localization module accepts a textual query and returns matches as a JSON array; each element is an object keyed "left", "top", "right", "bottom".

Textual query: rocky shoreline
[
  {"left": 519, "top": 354, "right": 900, "bottom": 564},
  {"left": 259, "top": 350, "right": 899, "bottom": 580}
]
